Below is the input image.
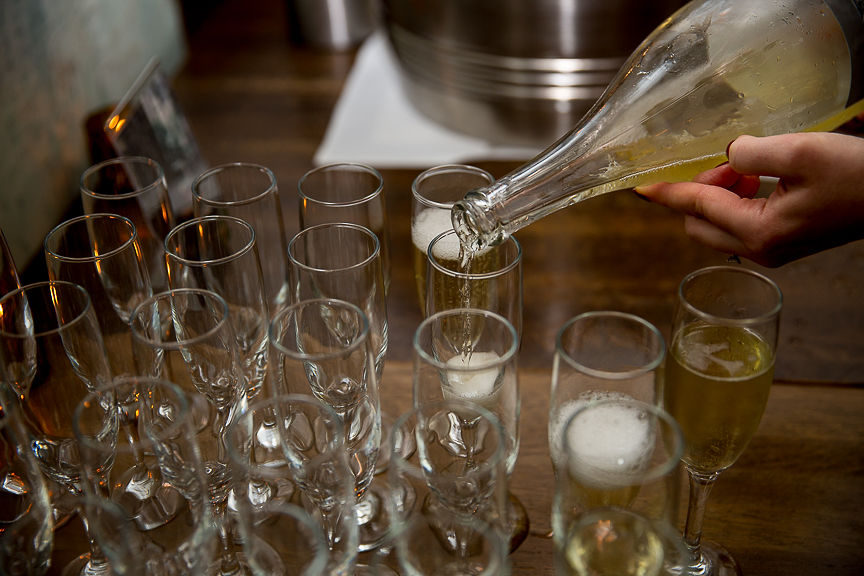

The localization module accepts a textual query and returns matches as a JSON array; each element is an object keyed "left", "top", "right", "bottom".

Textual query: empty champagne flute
[
  {"left": 129, "top": 288, "right": 247, "bottom": 575},
  {"left": 192, "top": 162, "right": 290, "bottom": 314},
  {"left": 426, "top": 230, "right": 523, "bottom": 338},
  {"left": 0, "top": 281, "right": 113, "bottom": 576},
  {"left": 73, "top": 377, "right": 216, "bottom": 575},
  {"left": 549, "top": 311, "right": 666, "bottom": 475},
  {"left": 44, "top": 213, "right": 153, "bottom": 379},
  {"left": 164, "top": 215, "right": 270, "bottom": 400},
  {"left": 411, "top": 165, "right": 494, "bottom": 311},
  {"left": 297, "top": 162, "right": 391, "bottom": 293},
  {"left": 412, "top": 308, "right": 528, "bottom": 552},
  {"left": 387, "top": 400, "right": 511, "bottom": 576},
  {"left": 553, "top": 397, "right": 686, "bottom": 576},
  {"left": 226, "top": 393, "right": 358, "bottom": 576},
  {"left": 664, "top": 266, "right": 782, "bottom": 576},
  {"left": 80, "top": 156, "right": 175, "bottom": 293},
  {"left": 286, "top": 222, "right": 402, "bottom": 472},
  {"left": 268, "top": 298, "right": 386, "bottom": 552},
  {"left": 0, "top": 398, "right": 54, "bottom": 576}
]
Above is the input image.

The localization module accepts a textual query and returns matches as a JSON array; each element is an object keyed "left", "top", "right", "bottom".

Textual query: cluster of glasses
[
  {"left": 411, "top": 166, "right": 784, "bottom": 576},
  {"left": 1, "top": 157, "right": 783, "bottom": 576},
  {"left": 0, "top": 157, "right": 526, "bottom": 576}
]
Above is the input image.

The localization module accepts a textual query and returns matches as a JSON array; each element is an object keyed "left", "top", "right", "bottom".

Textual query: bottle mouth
[{"left": 451, "top": 191, "right": 504, "bottom": 252}]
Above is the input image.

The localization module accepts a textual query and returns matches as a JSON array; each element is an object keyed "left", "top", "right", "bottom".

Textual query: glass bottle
[{"left": 452, "top": 0, "right": 864, "bottom": 251}]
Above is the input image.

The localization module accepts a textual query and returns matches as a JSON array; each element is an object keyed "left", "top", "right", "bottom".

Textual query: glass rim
[
  {"left": 269, "top": 297, "right": 372, "bottom": 361},
  {"left": 411, "top": 164, "right": 495, "bottom": 211},
  {"left": 297, "top": 162, "right": 384, "bottom": 207},
  {"left": 390, "top": 399, "right": 508, "bottom": 479},
  {"left": 130, "top": 288, "right": 231, "bottom": 351},
  {"left": 413, "top": 308, "right": 519, "bottom": 371},
  {"left": 427, "top": 230, "right": 522, "bottom": 279},
  {"left": 192, "top": 162, "right": 278, "bottom": 207},
  {"left": 678, "top": 265, "right": 783, "bottom": 326},
  {"left": 73, "top": 377, "right": 192, "bottom": 450},
  {"left": 561, "top": 396, "right": 685, "bottom": 485},
  {"left": 554, "top": 311, "right": 666, "bottom": 380},
  {"left": 44, "top": 213, "right": 138, "bottom": 264},
  {"left": 164, "top": 215, "right": 257, "bottom": 267},
  {"left": 80, "top": 155, "right": 166, "bottom": 200},
  {"left": 287, "top": 222, "right": 380, "bottom": 274},
  {"left": 0, "top": 280, "right": 94, "bottom": 339}
]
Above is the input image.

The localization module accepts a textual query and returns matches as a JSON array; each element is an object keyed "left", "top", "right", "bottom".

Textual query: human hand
[{"left": 635, "top": 132, "right": 864, "bottom": 267}]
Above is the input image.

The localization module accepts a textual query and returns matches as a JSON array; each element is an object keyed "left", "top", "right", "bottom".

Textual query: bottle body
[{"left": 452, "top": 0, "right": 864, "bottom": 251}]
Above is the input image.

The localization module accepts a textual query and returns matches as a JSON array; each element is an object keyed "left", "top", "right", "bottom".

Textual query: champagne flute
[
  {"left": 664, "top": 266, "right": 782, "bottom": 576},
  {"left": 426, "top": 230, "right": 523, "bottom": 338},
  {"left": 549, "top": 311, "right": 666, "bottom": 475},
  {"left": 0, "top": 398, "right": 54, "bottom": 576},
  {"left": 411, "top": 165, "right": 494, "bottom": 312},
  {"left": 73, "top": 377, "right": 216, "bottom": 575},
  {"left": 192, "top": 162, "right": 290, "bottom": 314},
  {"left": 164, "top": 215, "right": 270, "bottom": 400},
  {"left": 387, "top": 400, "right": 511, "bottom": 576},
  {"left": 80, "top": 156, "right": 175, "bottom": 293},
  {"left": 412, "top": 308, "right": 529, "bottom": 552},
  {"left": 226, "top": 393, "right": 358, "bottom": 576},
  {"left": 0, "top": 281, "right": 113, "bottom": 576},
  {"left": 297, "top": 162, "right": 391, "bottom": 293},
  {"left": 129, "top": 288, "right": 248, "bottom": 575},
  {"left": 553, "top": 397, "right": 686, "bottom": 576},
  {"left": 286, "top": 222, "right": 403, "bottom": 473},
  {"left": 44, "top": 213, "right": 153, "bottom": 379},
  {"left": 268, "top": 298, "right": 386, "bottom": 552}
]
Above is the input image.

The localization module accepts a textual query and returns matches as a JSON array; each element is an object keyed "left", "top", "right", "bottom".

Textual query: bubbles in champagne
[
  {"left": 412, "top": 208, "right": 454, "bottom": 256},
  {"left": 443, "top": 351, "right": 502, "bottom": 408},
  {"left": 565, "top": 400, "right": 654, "bottom": 487},
  {"left": 550, "top": 391, "right": 633, "bottom": 467}
]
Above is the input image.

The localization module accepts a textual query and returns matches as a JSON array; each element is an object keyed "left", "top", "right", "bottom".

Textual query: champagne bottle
[{"left": 452, "top": 0, "right": 864, "bottom": 251}]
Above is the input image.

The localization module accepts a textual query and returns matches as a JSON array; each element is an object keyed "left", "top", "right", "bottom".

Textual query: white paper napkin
[{"left": 314, "top": 31, "right": 541, "bottom": 168}]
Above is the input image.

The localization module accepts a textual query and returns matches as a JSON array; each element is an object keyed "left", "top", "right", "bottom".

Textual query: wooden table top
[{"left": 45, "top": 0, "right": 864, "bottom": 573}]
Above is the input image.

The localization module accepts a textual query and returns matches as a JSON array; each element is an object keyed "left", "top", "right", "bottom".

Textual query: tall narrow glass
[
  {"left": 164, "top": 215, "right": 270, "bottom": 400},
  {"left": 388, "top": 401, "right": 511, "bottom": 576},
  {"left": 226, "top": 393, "right": 357, "bottom": 576},
  {"left": 664, "top": 266, "right": 782, "bottom": 576},
  {"left": 411, "top": 165, "right": 494, "bottom": 311},
  {"left": 297, "top": 163, "right": 391, "bottom": 293},
  {"left": 0, "top": 281, "right": 113, "bottom": 576},
  {"left": 129, "top": 288, "right": 247, "bottom": 575},
  {"left": 73, "top": 377, "right": 216, "bottom": 575},
  {"left": 269, "top": 298, "right": 385, "bottom": 552},
  {"left": 192, "top": 162, "right": 290, "bottom": 314},
  {"left": 0, "top": 399, "right": 54, "bottom": 576},
  {"left": 553, "top": 397, "right": 686, "bottom": 576},
  {"left": 549, "top": 311, "right": 666, "bottom": 474},
  {"left": 80, "top": 156, "right": 175, "bottom": 293},
  {"left": 412, "top": 308, "right": 528, "bottom": 552},
  {"left": 44, "top": 213, "right": 153, "bottom": 380}
]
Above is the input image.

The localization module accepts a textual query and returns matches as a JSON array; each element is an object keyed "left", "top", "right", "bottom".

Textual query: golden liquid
[
  {"left": 664, "top": 324, "right": 773, "bottom": 474},
  {"left": 426, "top": 245, "right": 502, "bottom": 318},
  {"left": 562, "top": 508, "right": 665, "bottom": 576}
]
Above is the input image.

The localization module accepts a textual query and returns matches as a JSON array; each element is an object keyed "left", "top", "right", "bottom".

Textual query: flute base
[{"left": 688, "top": 541, "right": 742, "bottom": 576}]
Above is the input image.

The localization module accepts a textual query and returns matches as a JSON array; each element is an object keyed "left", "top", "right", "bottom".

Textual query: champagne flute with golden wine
[{"left": 664, "top": 266, "right": 782, "bottom": 576}]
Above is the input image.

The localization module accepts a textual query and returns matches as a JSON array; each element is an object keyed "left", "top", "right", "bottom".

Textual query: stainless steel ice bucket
[{"left": 382, "top": 0, "right": 686, "bottom": 146}]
